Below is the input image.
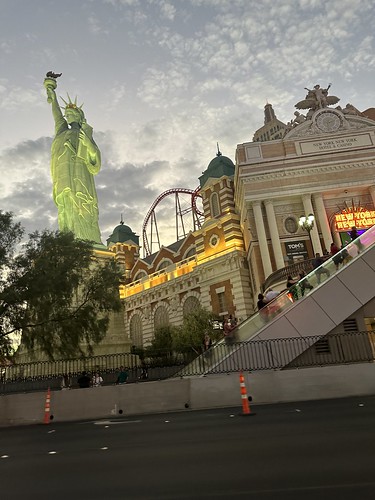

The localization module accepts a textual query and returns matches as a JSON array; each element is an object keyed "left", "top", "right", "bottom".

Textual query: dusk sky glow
[{"left": 1, "top": 0, "right": 375, "bottom": 247}]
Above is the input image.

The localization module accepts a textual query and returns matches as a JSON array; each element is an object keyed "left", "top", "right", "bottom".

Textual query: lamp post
[{"left": 299, "top": 213, "right": 315, "bottom": 256}]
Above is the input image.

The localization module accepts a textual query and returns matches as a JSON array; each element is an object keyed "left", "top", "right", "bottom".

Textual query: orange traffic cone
[
  {"left": 44, "top": 387, "right": 52, "bottom": 424},
  {"left": 239, "top": 372, "right": 255, "bottom": 417}
]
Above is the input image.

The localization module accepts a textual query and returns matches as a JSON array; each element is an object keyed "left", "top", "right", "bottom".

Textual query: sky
[{"left": 1, "top": 0, "right": 375, "bottom": 255}]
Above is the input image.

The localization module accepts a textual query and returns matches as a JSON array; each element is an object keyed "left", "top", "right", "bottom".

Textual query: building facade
[
  {"left": 15, "top": 84, "right": 375, "bottom": 362},
  {"left": 235, "top": 92, "right": 375, "bottom": 296},
  {"left": 252, "top": 103, "right": 287, "bottom": 142},
  {"left": 104, "top": 86, "right": 375, "bottom": 350},
  {"left": 110, "top": 152, "right": 253, "bottom": 347}
]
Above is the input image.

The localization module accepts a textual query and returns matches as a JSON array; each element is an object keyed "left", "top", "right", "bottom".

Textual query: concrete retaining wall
[{"left": 1, "top": 363, "right": 375, "bottom": 427}]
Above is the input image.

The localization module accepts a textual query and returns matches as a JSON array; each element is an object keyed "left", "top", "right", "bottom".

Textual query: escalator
[{"left": 179, "top": 225, "right": 375, "bottom": 376}]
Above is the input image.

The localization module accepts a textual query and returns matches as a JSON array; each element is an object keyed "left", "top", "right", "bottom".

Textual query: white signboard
[{"left": 300, "top": 133, "right": 373, "bottom": 154}]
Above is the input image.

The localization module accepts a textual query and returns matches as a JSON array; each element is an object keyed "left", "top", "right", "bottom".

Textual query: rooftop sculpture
[{"left": 295, "top": 83, "right": 340, "bottom": 113}]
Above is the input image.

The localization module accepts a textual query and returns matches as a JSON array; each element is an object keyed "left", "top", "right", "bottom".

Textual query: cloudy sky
[{"left": 1, "top": 0, "right": 375, "bottom": 254}]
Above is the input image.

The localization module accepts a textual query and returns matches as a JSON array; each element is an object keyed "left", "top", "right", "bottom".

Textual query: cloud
[
  {"left": 137, "top": 63, "right": 191, "bottom": 108},
  {"left": 2, "top": 0, "right": 375, "bottom": 250},
  {"left": 88, "top": 14, "right": 109, "bottom": 35},
  {"left": 0, "top": 84, "right": 42, "bottom": 111},
  {"left": 159, "top": 1, "right": 176, "bottom": 21}
]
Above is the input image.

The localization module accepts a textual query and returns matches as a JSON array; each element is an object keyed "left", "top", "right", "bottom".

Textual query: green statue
[{"left": 44, "top": 73, "right": 102, "bottom": 244}]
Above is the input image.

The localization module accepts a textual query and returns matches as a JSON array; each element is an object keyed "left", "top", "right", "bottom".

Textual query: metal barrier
[{"left": 1, "top": 331, "right": 374, "bottom": 394}]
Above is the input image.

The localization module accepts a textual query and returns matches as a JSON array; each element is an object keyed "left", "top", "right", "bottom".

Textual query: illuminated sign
[
  {"left": 334, "top": 209, "right": 375, "bottom": 230},
  {"left": 285, "top": 240, "right": 307, "bottom": 256}
]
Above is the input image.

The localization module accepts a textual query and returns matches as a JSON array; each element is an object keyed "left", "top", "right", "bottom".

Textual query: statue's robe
[{"left": 50, "top": 119, "right": 102, "bottom": 244}]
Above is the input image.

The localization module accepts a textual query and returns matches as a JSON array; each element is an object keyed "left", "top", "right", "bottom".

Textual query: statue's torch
[{"left": 44, "top": 71, "right": 61, "bottom": 103}]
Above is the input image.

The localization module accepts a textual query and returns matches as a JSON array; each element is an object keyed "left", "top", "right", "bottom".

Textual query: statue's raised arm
[
  {"left": 44, "top": 72, "right": 67, "bottom": 135},
  {"left": 43, "top": 73, "right": 102, "bottom": 244}
]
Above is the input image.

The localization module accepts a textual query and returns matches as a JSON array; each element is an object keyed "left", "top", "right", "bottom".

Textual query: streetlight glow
[
  {"left": 299, "top": 213, "right": 315, "bottom": 255},
  {"left": 299, "top": 213, "right": 315, "bottom": 231}
]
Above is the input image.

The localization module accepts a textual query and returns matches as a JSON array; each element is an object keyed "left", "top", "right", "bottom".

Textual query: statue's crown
[{"left": 61, "top": 93, "right": 84, "bottom": 111}]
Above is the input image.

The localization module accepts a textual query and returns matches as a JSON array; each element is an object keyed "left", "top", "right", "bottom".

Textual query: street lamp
[{"left": 299, "top": 213, "right": 315, "bottom": 255}]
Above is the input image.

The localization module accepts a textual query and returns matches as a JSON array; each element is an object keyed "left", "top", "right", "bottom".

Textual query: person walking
[
  {"left": 350, "top": 226, "right": 364, "bottom": 253},
  {"left": 223, "top": 316, "right": 236, "bottom": 341},
  {"left": 286, "top": 275, "right": 299, "bottom": 301},
  {"left": 257, "top": 293, "right": 267, "bottom": 310},
  {"left": 77, "top": 371, "right": 91, "bottom": 388},
  {"left": 312, "top": 253, "right": 330, "bottom": 284},
  {"left": 330, "top": 242, "right": 342, "bottom": 270},
  {"left": 116, "top": 366, "right": 128, "bottom": 384},
  {"left": 298, "top": 271, "right": 313, "bottom": 296},
  {"left": 92, "top": 371, "right": 103, "bottom": 387}
]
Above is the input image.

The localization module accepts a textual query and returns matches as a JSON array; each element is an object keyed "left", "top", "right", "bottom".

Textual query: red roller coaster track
[{"left": 142, "top": 187, "right": 204, "bottom": 257}]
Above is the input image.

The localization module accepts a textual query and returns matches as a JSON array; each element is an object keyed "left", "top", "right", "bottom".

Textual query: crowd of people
[
  {"left": 258, "top": 226, "right": 365, "bottom": 316},
  {"left": 61, "top": 365, "right": 131, "bottom": 390},
  {"left": 284, "top": 227, "right": 364, "bottom": 303}
]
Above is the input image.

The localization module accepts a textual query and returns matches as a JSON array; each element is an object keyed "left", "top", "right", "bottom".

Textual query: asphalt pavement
[{"left": 1, "top": 396, "right": 375, "bottom": 499}]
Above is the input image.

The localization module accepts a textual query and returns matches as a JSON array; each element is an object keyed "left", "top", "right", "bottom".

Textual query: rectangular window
[{"left": 217, "top": 292, "right": 227, "bottom": 313}]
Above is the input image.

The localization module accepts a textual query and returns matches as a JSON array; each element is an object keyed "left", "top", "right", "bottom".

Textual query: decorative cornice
[
  {"left": 241, "top": 160, "right": 375, "bottom": 184},
  {"left": 285, "top": 110, "right": 375, "bottom": 140}
]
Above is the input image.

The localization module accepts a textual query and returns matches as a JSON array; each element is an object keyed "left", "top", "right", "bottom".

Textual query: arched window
[
  {"left": 210, "top": 192, "right": 220, "bottom": 218},
  {"left": 134, "top": 270, "right": 147, "bottom": 281},
  {"left": 184, "top": 246, "right": 196, "bottom": 259},
  {"left": 183, "top": 296, "right": 200, "bottom": 317},
  {"left": 154, "top": 305, "right": 169, "bottom": 329},
  {"left": 130, "top": 314, "right": 143, "bottom": 347},
  {"left": 156, "top": 259, "right": 173, "bottom": 271}
]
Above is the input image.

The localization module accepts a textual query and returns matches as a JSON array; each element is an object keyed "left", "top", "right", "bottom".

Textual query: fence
[{"left": 0, "top": 331, "right": 374, "bottom": 394}]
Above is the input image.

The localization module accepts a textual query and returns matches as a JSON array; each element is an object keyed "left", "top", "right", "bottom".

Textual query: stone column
[
  {"left": 313, "top": 193, "right": 333, "bottom": 252},
  {"left": 253, "top": 201, "right": 273, "bottom": 278},
  {"left": 264, "top": 199, "right": 284, "bottom": 269},
  {"left": 302, "top": 193, "right": 322, "bottom": 255}
]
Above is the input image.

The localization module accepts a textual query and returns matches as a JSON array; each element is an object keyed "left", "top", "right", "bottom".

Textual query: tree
[
  {"left": 173, "top": 306, "right": 222, "bottom": 354},
  {"left": 145, "top": 325, "right": 176, "bottom": 364},
  {"left": 0, "top": 211, "right": 122, "bottom": 360}
]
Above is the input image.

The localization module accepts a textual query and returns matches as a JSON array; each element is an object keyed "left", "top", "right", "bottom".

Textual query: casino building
[
  {"left": 235, "top": 96, "right": 375, "bottom": 296},
  {"left": 107, "top": 85, "right": 375, "bottom": 349}
]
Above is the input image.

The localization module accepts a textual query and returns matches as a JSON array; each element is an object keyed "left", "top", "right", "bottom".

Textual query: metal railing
[
  {"left": 1, "top": 331, "right": 374, "bottom": 394},
  {"left": 177, "top": 331, "right": 375, "bottom": 376},
  {"left": 262, "top": 225, "right": 374, "bottom": 294},
  {"left": 261, "top": 256, "right": 327, "bottom": 292}
]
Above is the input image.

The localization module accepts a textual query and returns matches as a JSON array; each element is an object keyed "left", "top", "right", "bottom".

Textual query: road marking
[{"left": 94, "top": 420, "right": 142, "bottom": 425}]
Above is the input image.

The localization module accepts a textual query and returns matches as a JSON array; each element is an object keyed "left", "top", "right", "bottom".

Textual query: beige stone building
[{"left": 236, "top": 95, "right": 375, "bottom": 296}]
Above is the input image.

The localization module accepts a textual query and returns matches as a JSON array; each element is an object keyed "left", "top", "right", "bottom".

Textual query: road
[{"left": 1, "top": 396, "right": 375, "bottom": 499}]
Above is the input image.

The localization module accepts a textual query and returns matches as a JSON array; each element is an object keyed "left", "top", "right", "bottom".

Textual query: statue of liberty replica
[{"left": 44, "top": 72, "right": 102, "bottom": 244}]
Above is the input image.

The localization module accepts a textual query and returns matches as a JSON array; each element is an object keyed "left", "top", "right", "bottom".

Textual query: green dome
[
  {"left": 107, "top": 222, "right": 139, "bottom": 246},
  {"left": 199, "top": 152, "right": 235, "bottom": 188}
]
